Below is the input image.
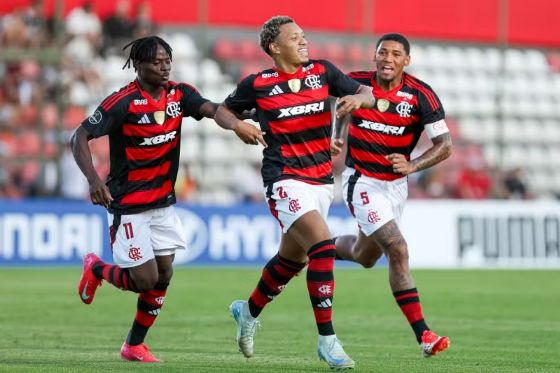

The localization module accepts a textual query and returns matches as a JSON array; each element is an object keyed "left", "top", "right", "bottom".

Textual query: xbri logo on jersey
[
  {"left": 304, "top": 74, "right": 322, "bottom": 89},
  {"left": 278, "top": 102, "right": 324, "bottom": 118},
  {"left": 166, "top": 101, "right": 181, "bottom": 118},
  {"left": 139, "top": 131, "right": 177, "bottom": 146},
  {"left": 396, "top": 101, "right": 413, "bottom": 118},
  {"left": 358, "top": 120, "right": 405, "bottom": 136}
]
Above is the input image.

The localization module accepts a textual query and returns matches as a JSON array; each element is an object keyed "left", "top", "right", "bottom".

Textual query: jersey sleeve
[
  {"left": 80, "top": 95, "right": 128, "bottom": 138},
  {"left": 321, "top": 60, "right": 361, "bottom": 97},
  {"left": 224, "top": 74, "right": 258, "bottom": 113},
  {"left": 417, "top": 83, "right": 445, "bottom": 125},
  {"left": 178, "top": 83, "right": 210, "bottom": 120}
]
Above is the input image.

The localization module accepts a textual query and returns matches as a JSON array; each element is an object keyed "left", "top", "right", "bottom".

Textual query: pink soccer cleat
[
  {"left": 77, "top": 253, "right": 103, "bottom": 305},
  {"left": 120, "top": 342, "right": 162, "bottom": 363}
]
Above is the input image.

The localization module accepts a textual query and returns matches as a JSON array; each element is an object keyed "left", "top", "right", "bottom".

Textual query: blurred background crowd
[{"left": 1, "top": 0, "right": 558, "bottom": 204}]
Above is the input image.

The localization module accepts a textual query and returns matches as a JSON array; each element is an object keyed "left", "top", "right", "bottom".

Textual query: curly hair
[
  {"left": 259, "top": 16, "right": 294, "bottom": 55},
  {"left": 376, "top": 33, "right": 410, "bottom": 55},
  {"left": 122, "top": 36, "right": 173, "bottom": 70}
]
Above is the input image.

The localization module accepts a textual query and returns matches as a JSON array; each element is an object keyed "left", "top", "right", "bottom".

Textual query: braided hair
[{"left": 122, "top": 36, "right": 173, "bottom": 70}]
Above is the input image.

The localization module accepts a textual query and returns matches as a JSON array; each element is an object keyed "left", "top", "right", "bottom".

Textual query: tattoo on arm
[{"left": 411, "top": 132, "right": 452, "bottom": 172}]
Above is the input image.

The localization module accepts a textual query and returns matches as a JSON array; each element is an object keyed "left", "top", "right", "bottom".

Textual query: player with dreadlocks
[{"left": 72, "top": 36, "right": 261, "bottom": 362}]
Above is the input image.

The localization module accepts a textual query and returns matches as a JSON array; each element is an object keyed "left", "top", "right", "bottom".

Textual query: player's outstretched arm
[
  {"left": 214, "top": 103, "right": 267, "bottom": 147},
  {"left": 335, "top": 85, "right": 375, "bottom": 118},
  {"left": 199, "top": 101, "right": 220, "bottom": 118}
]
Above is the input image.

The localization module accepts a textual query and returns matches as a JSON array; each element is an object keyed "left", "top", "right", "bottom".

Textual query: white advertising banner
[{"left": 402, "top": 200, "right": 560, "bottom": 268}]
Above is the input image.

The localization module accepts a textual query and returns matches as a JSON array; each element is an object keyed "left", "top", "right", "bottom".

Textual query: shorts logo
[
  {"left": 318, "top": 284, "right": 332, "bottom": 295},
  {"left": 368, "top": 210, "right": 381, "bottom": 224},
  {"left": 128, "top": 247, "right": 143, "bottom": 261},
  {"left": 88, "top": 110, "right": 102, "bottom": 124},
  {"left": 289, "top": 199, "right": 301, "bottom": 213},
  {"left": 304, "top": 74, "right": 322, "bottom": 90}
]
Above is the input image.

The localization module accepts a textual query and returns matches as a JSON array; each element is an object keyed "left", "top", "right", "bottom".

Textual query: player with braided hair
[{"left": 72, "top": 35, "right": 259, "bottom": 362}]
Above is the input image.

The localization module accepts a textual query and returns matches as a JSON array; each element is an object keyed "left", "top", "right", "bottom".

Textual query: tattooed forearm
[{"left": 411, "top": 133, "right": 452, "bottom": 172}]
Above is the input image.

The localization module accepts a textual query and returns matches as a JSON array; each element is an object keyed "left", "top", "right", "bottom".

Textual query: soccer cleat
[
  {"left": 421, "top": 330, "right": 450, "bottom": 358},
  {"left": 229, "top": 300, "right": 260, "bottom": 358},
  {"left": 317, "top": 335, "right": 355, "bottom": 370},
  {"left": 78, "top": 253, "right": 103, "bottom": 305},
  {"left": 120, "top": 342, "right": 162, "bottom": 363}
]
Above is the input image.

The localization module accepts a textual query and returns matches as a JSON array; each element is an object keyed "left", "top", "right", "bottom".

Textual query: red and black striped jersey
[
  {"left": 80, "top": 80, "right": 208, "bottom": 214},
  {"left": 346, "top": 71, "right": 445, "bottom": 181},
  {"left": 225, "top": 59, "right": 360, "bottom": 185}
]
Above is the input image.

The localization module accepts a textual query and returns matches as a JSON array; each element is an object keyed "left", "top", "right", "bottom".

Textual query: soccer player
[
  {"left": 72, "top": 36, "right": 258, "bottom": 362},
  {"left": 331, "top": 33, "right": 452, "bottom": 358},
  {"left": 214, "top": 16, "right": 374, "bottom": 370}
]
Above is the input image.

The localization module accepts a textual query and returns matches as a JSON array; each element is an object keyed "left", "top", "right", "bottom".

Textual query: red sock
[
  {"left": 92, "top": 261, "right": 139, "bottom": 292},
  {"left": 307, "top": 239, "right": 336, "bottom": 336},
  {"left": 248, "top": 254, "right": 306, "bottom": 317},
  {"left": 393, "top": 288, "right": 429, "bottom": 343},
  {"left": 127, "top": 282, "right": 169, "bottom": 345}
]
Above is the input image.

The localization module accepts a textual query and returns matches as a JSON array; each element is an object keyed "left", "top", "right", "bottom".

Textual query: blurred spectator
[
  {"left": 455, "top": 157, "right": 493, "bottom": 199},
  {"left": 66, "top": 2, "right": 101, "bottom": 41},
  {"left": 102, "top": 0, "right": 133, "bottom": 55},
  {"left": 65, "top": 2, "right": 102, "bottom": 63},
  {"left": 59, "top": 147, "right": 89, "bottom": 199},
  {"left": 232, "top": 161, "right": 263, "bottom": 203},
  {"left": 176, "top": 164, "right": 198, "bottom": 201},
  {"left": 22, "top": 0, "right": 47, "bottom": 47},
  {"left": 1, "top": 8, "right": 30, "bottom": 48},
  {"left": 132, "top": 1, "right": 157, "bottom": 39},
  {"left": 502, "top": 167, "right": 531, "bottom": 200}
]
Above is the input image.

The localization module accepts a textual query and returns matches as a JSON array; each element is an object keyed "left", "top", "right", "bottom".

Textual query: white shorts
[
  {"left": 108, "top": 206, "right": 186, "bottom": 268},
  {"left": 264, "top": 179, "right": 334, "bottom": 233},
  {"left": 342, "top": 167, "right": 408, "bottom": 236}
]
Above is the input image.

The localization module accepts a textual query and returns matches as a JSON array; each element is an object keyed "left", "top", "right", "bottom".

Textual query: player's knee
[
  {"left": 158, "top": 266, "right": 173, "bottom": 283},
  {"left": 387, "top": 244, "right": 409, "bottom": 265},
  {"left": 360, "top": 257, "right": 378, "bottom": 268},
  {"left": 133, "top": 273, "right": 159, "bottom": 292},
  {"left": 356, "top": 248, "right": 382, "bottom": 268}
]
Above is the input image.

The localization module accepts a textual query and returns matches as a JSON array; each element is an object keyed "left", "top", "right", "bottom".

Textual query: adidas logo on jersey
[
  {"left": 138, "top": 114, "right": 150, "bottom": 124},
  {"left": 269, "top": 85, "right": 284, "bottom": 96}
]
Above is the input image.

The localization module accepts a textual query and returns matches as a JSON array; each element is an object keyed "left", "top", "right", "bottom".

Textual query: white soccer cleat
[
  {"left": 229, "top": 300, "right": 260, "bottom": 358},
  {"left": 317, "top": 335, "right": 355, "bottom": 370}
]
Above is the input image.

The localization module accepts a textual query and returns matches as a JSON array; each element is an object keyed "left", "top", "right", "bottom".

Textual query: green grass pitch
[{"left": 1, "top": 267, "right": 559, "bottom": 372}]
